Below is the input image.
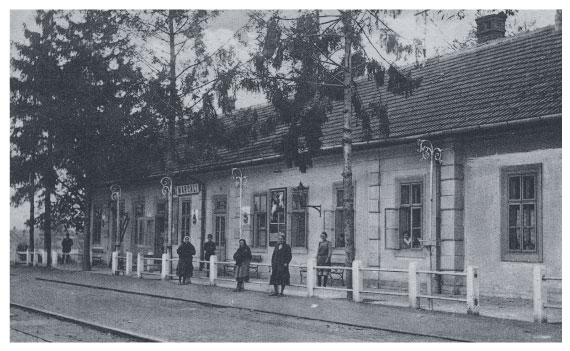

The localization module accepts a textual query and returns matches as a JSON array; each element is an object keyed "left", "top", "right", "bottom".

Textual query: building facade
[{"left": 90, "top": 20, "right": 561, "bottom": 298}]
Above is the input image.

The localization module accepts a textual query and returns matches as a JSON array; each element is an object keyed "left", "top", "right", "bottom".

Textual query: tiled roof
[{"left": 158, "top": 26, "right": 562, "bottom": 176}]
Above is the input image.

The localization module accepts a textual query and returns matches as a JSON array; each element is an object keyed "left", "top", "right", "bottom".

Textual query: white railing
[
  {"left": 533, "top": 265, "right": 562, "bottom": 323},
  {"left": 111, "top": 252, "right": 481, "bottom": 315}
]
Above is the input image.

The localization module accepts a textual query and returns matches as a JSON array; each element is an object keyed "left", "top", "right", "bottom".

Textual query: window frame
[
  {"left": 252, "top": 192, "right": 268, "bottom": 248},
  {"left": 269, "top": 188, "right": 287, "bottom": 247},
  {"left": 133, "top": 202, "right": 145, "bottom": 246},
  {"left": 500, "top": 164, "right": 543, "bottom": 263},
  {"left": 333, "top": 181, "right": 355, "bottom": 249},
  {"left": 178, "top": 197, "right": 192, "bottom": 245},
  {"left": 213, "top": 195, "right": 227, "bottom": 248},
  {"left": 399, "top": 182, "right": 423, "bottom": 250},
  {"left": 291, "top": 186, "right": 308, "bottom": 248},
  {"left": 92, "top": 204, "right": 103, "bottom": 246}
]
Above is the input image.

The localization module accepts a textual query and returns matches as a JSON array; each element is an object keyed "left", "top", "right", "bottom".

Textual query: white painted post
[
  {"left": 137, "top": 253, "right": 143, "bottom": 278},
  {"left": 125, "top": 251, "right": 133, "bottom": 276},
  {"left": 26, "top": 249, "right": 31, "bottom": 266},
  {"left": 41, "top": 249, "right": 48, "bottom": 267},
  {"left": 466, "top": 266, "right": 480, "bottom": 315},
  {"left": 352, "top": 260, "right": 362, "bottom": 302},
  {"left": 307, "top": 258, "right": 316, "bottom": 297},
  {"left": 51, "top": 250, "right": 58, "bottom": 267},
  {"left": 111, "top": 251, "right": 118, "bottom": 275},
  {"left": 209, "top": 255, "right": 218, "bottom": 285},
  {"left": 533, "top": 265, "right": 547, "bottom": 323},
  {"left": 408, "top": 262, "right": 419, "bottom": 308},
  {"left": 33, "top": 250, "right": 39, "bottom": 267},
  {"left": 161, "top": 253, "right": 168, "bottom": 280}
]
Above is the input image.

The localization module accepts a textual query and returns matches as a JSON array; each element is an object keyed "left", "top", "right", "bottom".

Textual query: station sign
[{"left": 176, "top": 183, "right": 200, "bottom": 195}]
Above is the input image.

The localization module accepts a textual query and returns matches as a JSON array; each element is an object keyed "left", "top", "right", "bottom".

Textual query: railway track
[{"left": 10, "top": 303, "right": 166, "bottom": 342}]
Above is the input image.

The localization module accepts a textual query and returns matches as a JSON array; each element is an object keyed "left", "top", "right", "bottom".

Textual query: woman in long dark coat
[
  {"left": 176, "top": 236, "right": 196, "bottom": 285},
  {"left": 233, "top": 239, "right": 252, "bottom": 292},
  {"left": 269, "top": 233, "right": 292, "bottom": 297}
]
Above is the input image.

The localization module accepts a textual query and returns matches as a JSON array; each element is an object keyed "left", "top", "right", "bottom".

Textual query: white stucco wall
[{"left": 464, "top": 148, "right": 562, "bottom": 298}]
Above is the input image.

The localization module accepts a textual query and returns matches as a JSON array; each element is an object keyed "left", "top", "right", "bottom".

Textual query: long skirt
[
  {"left": 316, "top": 255, "right": 331, "bottom": 277},
  {"left": 270, "top": 264, "right": 290, "bottom": 285},
  {"left": 176, "top": 257, "right": 193, "bottom": 278},
  {"left": 235, "top": 260, "right": 250, "bottom": 281}
]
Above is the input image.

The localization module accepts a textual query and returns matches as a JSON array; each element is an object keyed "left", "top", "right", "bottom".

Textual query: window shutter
[{"left": 385, "top": 208, "right": 400, "bottom": 249}]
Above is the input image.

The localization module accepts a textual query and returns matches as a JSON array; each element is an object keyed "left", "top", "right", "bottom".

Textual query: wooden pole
[{"left": 341, "top": 11, "right": 355, "bottom": 300}]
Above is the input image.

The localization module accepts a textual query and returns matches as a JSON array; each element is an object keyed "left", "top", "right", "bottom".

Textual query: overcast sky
[{"left": 9, "top": 9, "right": 557, "bottom": 230}]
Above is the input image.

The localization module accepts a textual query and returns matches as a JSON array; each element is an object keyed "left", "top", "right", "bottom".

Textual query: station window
[
  {"left": 291, "top": 186, "right": 308, "bottom": 248},
  {"left": 501, "top": 164, "right": 542, "bottom": 262},
  {"left": 92, "top": 204, "right": 102, "bottom": 245},
  {"left": 253, "top": 193, "right": 268, "bottom": 248},
  {"left": 269, "top": 188, "right": 287, "bottom": 247}
]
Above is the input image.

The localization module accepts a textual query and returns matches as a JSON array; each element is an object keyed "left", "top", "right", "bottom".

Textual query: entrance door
[
  {"left": 213, "top": 196, "right": 228, "bottom": 261},
  {"left": 154, "top": 216, "right": 165, "bottom": 256}
]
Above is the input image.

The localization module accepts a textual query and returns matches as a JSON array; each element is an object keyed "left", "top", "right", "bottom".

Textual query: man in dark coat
[
  {"left": 269, "top": 233, "right": 292, "bottom": 297},
  {"left": 176, "top": 236, "right": 196, "bottom": 285},
  {"left": 203, "top": 234, "right": 216, "bottom": 271},
  {"left": 61, "top": 232, "right": 73, "bottom": 264}
]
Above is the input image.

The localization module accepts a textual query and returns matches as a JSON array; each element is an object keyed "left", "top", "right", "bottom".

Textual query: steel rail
[{"left": 10, "top": 302, "right": 166, "bottom": 342}]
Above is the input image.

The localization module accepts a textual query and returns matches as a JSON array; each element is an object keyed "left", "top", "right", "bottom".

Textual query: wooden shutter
[{"left": 385, "top": 208, "right": 400, "bottom": 249}]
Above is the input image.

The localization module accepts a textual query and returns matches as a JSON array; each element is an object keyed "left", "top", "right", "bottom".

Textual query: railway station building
[{"left": 89, "top": 16, "right": 561, "bottom": 298}]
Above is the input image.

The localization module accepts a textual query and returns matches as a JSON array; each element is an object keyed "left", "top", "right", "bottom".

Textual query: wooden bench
[
  {"left": 91, "top": 247, "right": 104, "bottom": 266},
  {"left": 223, "top": 255, "right": 263, "bottom": 278},
  {"left": 300, "top": 262, "right": 345, "bottom": 286}
]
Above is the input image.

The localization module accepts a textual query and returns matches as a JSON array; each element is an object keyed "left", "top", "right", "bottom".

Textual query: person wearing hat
[
  {"left": 269, "top": 233, "right": 292, "bottom": 297},
  {"left": 176, "top": 236, "right": 196, "bottom": 285},
  {"left": 203, "top": 234, "right": 216, "bottom": 271}
]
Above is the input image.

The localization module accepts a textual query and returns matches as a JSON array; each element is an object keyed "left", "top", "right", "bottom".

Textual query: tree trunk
[
  {"left": 44, "top": 183, "right": 53, "bottom": 267},
  {"left": 82, "top": 186, "right": 93, "bottom": 271},
  {"left": 341, "top": 12, "right": 355, "bottom": 300},
  {"left": 28, "top": 188, "right": 34, "bottom": 265},
  {"left": 167, "top": 10, "right": 177, "bottom": 169}
]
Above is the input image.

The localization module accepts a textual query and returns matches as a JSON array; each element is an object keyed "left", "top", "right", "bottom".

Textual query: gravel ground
[
  {"left": 10, "top": 307, "right": 138, "bottom": 342},
  {"left": 10, "top": 269, "right": 442, "bottom": 342}
]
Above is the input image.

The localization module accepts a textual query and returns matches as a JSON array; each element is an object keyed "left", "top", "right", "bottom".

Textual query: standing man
[
  {"left": 61, "top": 232, "right": 73, "bottom": 264},
  {"left": 203, "top": 234, "right": 216, "bottom": 271}
]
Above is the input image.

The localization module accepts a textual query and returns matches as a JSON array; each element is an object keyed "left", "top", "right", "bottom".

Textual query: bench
[
  {"left": 91, "top": 247, "right": 104, "bottom": 266},
  {"left": 300, "top": 262, "right": 345, "bottom": 286},
  {"left": 223, "top": 255, "right": 263, "bottom": 278}
]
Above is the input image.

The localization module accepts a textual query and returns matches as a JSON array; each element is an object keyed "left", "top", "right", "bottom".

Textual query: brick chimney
[
  {"left": 475, "top": 12, "right": 507, "bottom": 44},
  {"left": 555, "top": 10, "right": 562, "bottom": 31}
]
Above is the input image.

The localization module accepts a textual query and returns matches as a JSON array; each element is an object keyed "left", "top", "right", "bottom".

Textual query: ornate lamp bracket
[
  {"left": 110, "top": 184, "right": 121, "bottom": 202},
  {"left": 417, "top": 139, "right": 443, "bottom": 164},
  {"left": 161, "top": 176, "right": 173, "bottom": 197}
]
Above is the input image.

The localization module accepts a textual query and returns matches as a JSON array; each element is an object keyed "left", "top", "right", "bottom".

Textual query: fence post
[
  {"left": 466, "top": 266, "right": 480, "bottom": 315},
  {"left": 307, "top": 258, "right": 316, "bottom": 297},
  {"left": 408, "top": 262, "right": 419, "bottom": 308},
  {"left": 51, "top": 250, "right": 58, "bottom": 267},
  {"left": 33, "top": 250, "right": 39, "bottom": 267},
  {"left": 137, "top": 253, "right": 143, "bottom": 278},
  {"left": 26, "top": 249, "right": 31, "bottom": 266},
  {"left": 352, "top": 260, "right": 362, "bottom": 302},
  {"left": 125, "top": 251, "right": 133, "bottom": 276},
  {"left": 533, "top": 265, "right": 547, "bottom": 323},
  {"left": 161, "top": 253, "right": 168, "bottom": 280},
  {"left": 111, "top": 251, "right": 118, "bottom": 275},
  {"left": 209, "top": 255, "right": 218, "bottom": 286}
]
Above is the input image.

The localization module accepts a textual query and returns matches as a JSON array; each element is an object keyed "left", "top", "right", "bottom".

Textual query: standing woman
[
  {"left": 176, "top": 236, "right": 196, "bottom": 285},
  {"left": 233, "top": 239, "right": 252, "bottom": 292},
  {"left": 269, "top": 233, "right": 292, "bottom": 297},
  {"left": 316, "top": 232, "right": 332, "bottom": 287}
]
